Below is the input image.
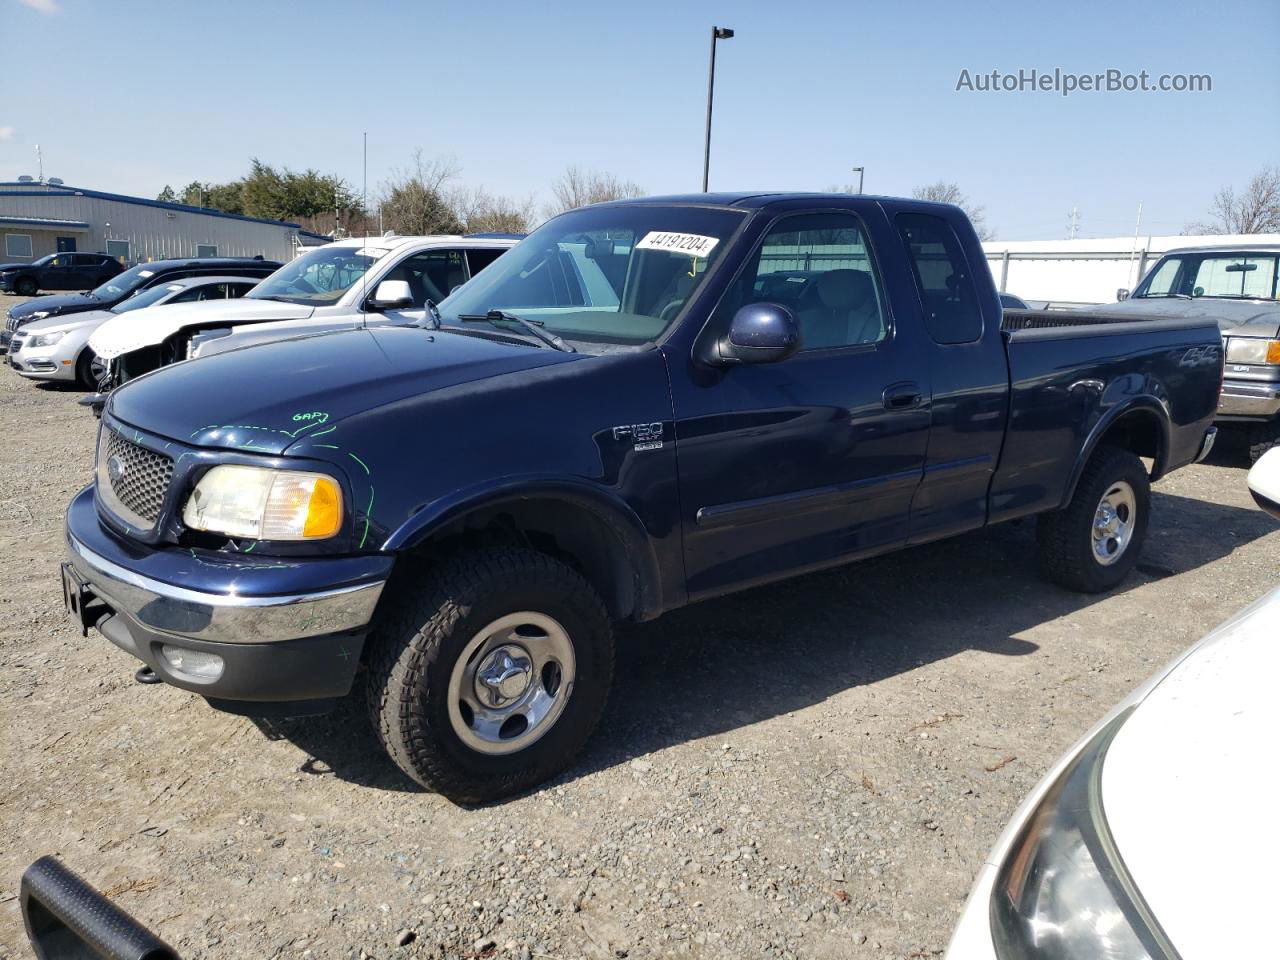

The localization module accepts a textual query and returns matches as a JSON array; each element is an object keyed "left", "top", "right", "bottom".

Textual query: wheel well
[
  {"left": 400, "top": 498, "right": 642, "bottom": 621},
  {"left": 1096, "top": 409, "right": 1164, "bottom": 476}
]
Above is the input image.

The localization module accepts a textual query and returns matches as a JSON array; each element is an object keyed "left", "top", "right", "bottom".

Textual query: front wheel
[
  {"left": 1248, "top": 420, "right": 1280, "bottom": 465},
  {"left": 366, "top": 548, "right": 614, "bottom": 803},
  {"left": 15, "top": 277, "right": 36, "bottom": 296},
  {"left": 1037, "top": 446, "right": 1150, "bottom": 593},
  {"left": 74, "top": 349, "right": 101, "bottom": 390}
]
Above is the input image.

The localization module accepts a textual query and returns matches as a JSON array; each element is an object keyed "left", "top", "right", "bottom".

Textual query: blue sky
[{"left": 2, "top": 0, "right": 1276, "bottom": 240}]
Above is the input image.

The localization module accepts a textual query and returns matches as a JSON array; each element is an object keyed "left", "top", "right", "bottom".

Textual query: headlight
[
  {"left": 989, "top": 709, "right": 1177, "bottom": 960},
  {"left": 26, "top": 330, "right": 67, "bottom": 347},
  {"left": 183, "top": 465, "right": 343, "bottom": 540},
  {"left": 1225, "top": 337, "right": 1280, "bottom": 365}
]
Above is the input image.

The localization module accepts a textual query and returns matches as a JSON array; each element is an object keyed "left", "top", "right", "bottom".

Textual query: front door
[
  {"left": 669, "top": 210, "right": 932, "bottom": 600},
  {"left": 56, "top": 236, "right": 77, "bottom": 252},
  {"left": 48, "top": 255, "right": 88, "bottom": 290}
]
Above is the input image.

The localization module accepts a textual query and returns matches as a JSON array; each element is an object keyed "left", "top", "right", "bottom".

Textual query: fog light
[{"left": 159, "top": 645, "right": 225, "bottom": 681}]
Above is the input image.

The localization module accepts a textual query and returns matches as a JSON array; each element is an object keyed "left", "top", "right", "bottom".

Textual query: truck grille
[
  {"left": 5, "top": 313, "right": 18, "bottom": 333},
  {"left": 97, "top": 428, "right": 175, "bottom": 528}
]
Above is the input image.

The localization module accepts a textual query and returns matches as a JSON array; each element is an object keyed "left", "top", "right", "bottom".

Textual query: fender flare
[
  {"left": 383, "top": 476, "right": 666, "bottom": 620},
  {"left": 1059, "top": 396, "right": 1172, "bottom": 509}
]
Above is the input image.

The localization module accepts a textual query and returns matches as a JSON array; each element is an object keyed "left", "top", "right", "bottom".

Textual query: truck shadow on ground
[{"left": 253, "top": 489, "right": 1275, "bottom": 797}]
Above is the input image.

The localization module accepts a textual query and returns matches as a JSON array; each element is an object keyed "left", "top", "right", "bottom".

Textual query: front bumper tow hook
[{"left": 134, "top": 666, "right": 161, "bottom": 685}]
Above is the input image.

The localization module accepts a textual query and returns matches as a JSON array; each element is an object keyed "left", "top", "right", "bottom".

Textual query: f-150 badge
[{"left": 613, "top": 422, "right": 664, "bottom": 451}]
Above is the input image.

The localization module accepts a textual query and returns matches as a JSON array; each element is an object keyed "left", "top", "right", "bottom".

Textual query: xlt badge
[{"left": 613, "top": 422, "right": 664, "bottom": 451}]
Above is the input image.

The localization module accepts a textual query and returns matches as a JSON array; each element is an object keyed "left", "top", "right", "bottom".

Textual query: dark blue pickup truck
[{"left": 62, "top": 193, "right": 1222, "bottom": 802}]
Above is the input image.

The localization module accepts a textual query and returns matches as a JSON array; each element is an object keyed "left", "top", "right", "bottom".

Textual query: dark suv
[
  {"left": 0, "top": 253, "right": 123, "bottom": 296},
  {"left": 2, "top": 256, "right": 282, "bottom": 349}
]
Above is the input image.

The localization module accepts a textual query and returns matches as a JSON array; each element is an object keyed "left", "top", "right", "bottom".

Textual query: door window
[
  {"left": 465, "top": 248, "right": 506, "bottom": 277},
  {"left": 897, "top": 213, "right": 983, "bottom": 344},
  {"left": 385, "top": 250, "right": 470, "bottom": 305},
  {"left": 718, "top": 212, "right": 888, "bottom": 350}
]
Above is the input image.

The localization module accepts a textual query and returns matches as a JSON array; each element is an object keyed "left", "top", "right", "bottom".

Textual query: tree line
[
  {"left": 158, "top": 157, "right": 1280, "bottom": 241},
  {"left": 155, "top": 156, "right": 645, "bottom": 238}
]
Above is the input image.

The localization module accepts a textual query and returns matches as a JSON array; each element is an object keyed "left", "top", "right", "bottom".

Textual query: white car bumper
[{"left": 8, "top": 329, "right": 87, "bottom": 381}]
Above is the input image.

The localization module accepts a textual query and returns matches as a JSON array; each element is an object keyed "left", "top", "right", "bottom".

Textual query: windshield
[
  {"left": 1137, "top": 252, "right": 1279, "bottom": 300},
  {"left": 110, "top": 283, "right": 184, "bottom": 314},
  {"left": 248, "top": 244, "right": 390, "bottom": 306},
  {"left": 439, "top": 204, "right": 746, "bottom": 347},
  {"left": 29, "top": 254, "right": 56, "bottom": 267},
  {"left": 91, "top": 263, "right": 158, "bottom": 300}
]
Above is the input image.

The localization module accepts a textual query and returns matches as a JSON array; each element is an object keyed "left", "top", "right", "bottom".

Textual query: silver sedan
[{"left": 6, "top": 275, "right": 259, "bottom": 387}]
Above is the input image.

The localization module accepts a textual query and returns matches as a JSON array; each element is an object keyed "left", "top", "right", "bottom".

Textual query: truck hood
[
  {"left": 1106, "top": 296, "right": 1280, "bottom": 337},
  {"left": 1100, "top": 588, "right": 1280, "bottom": 960},
  {"left": 7, "top": 292, "right": 103, "bottom": 322},
  {"left": 108, "top": 325, "right": 581, "bottom": 455},
  {"left": 20, "top": 309, "right": 115, "bottom": 334},
  {"left": 90, "top": 298, "right": 315, "bottom": 359}
]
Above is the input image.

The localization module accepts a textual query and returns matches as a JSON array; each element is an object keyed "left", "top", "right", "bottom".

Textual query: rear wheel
[
  {"left": 1037, "top": 446, "right": 1150, "bottom": 593},
  {"left": 15, "top": 277, "right": 36, "bottom": 296},
  {"left": 366, "top": 548, "right": 614, "bottom": 803}
]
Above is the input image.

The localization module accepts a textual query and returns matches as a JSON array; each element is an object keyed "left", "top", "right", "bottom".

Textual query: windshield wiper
[{"left": 456, "top": 311, "right": 576, "bottom": 353}]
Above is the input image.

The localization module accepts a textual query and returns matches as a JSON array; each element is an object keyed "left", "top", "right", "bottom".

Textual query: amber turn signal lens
[{"left": 303, "top": 475, "right": 343, "bottom": 539}]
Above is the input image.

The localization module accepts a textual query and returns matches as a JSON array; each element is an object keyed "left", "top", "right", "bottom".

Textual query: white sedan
[
  {"left": 948, "top": 448, "right": 1280, "bottom": 960},
  {"left": 6, "top": 275, "right": 257, "bottom": 387}
]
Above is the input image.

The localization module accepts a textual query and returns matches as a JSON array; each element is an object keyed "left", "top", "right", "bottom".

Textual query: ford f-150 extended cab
[
  {"left": 61, "top": 193, "right": 1222, "bottom": 802},
  {"left": 1108, "top": 244, "right": 1280, "bottom": 462}
]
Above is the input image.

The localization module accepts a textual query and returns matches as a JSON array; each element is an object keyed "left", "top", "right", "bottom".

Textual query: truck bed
[{"left": 990, "top": 314, "right": 1222, "bottom": 523}]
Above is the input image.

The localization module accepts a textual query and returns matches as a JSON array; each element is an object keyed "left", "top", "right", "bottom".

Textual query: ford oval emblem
[{"left": 106, "top": 455, "right": 125, "bottom": 485}]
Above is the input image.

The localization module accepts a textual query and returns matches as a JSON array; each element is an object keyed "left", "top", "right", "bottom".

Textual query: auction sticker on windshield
[
  {"left": 353, "top": 247, "right": 391, "bottom": 260},
  {"left": 636, "top": 232, "right": 720, "bottom": 258}
]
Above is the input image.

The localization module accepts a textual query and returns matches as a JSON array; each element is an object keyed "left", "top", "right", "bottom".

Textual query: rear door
[
  {"left": 884, "top": 206, "right": 1009, "bottom": 544},
  {"left": 669, "top": 208, "right": 932, "bottom": 600}
]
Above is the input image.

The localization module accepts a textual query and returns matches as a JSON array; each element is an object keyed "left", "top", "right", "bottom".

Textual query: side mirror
[
  {"left": 1247, "top": 446, "right": 1280, "bottom": 520},
  {"left": 368, "top": 279, "right": 412, "bottom": 310},
  {"left": 1116, "top": 288, "right": 1130, "bottom": 301},
  {"left": 714, "top": 303, "right": 800, "bottom": 365}
]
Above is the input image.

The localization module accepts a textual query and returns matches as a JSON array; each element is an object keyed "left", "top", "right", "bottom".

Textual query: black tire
[
  {"left": 366, "top": 547, "right": 614, "bottom": 803},
  {"left": 1037, "top": 446, "right": 1150, "bottom": 593},
  {"left": 73, "top": 349, "right": 99, "bottom": 390},
  {"left": 15, "top": 277, "right": 37, "bottom": 296},
  {"left": 1248, "top": 420, "right": 1280, "bottom": 465}
]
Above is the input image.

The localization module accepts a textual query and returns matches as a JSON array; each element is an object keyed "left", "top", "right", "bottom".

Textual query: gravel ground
[{"left": 1, "top": 293, "right": 1276, "bottom": 959}]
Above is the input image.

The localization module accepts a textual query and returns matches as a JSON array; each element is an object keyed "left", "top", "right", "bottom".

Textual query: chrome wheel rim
[
  {"left": 1092, "top": 481, "right": 1136, "bottom": 566},
  {"left": 446, "top": 612, "right": 576, "bottom": 755}
]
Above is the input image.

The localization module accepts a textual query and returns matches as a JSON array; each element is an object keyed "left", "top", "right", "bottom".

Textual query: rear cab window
[{"left": 896, "top": 213, "right": 983, "bottom": 344}]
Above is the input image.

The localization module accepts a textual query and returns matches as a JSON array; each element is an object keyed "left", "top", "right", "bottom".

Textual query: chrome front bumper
[
  {"left": 1219, "top": 380, "right": 1280, "bottom": 419},
  {"left": 66, "top": 532, "right": 386, "bottom": 645}
]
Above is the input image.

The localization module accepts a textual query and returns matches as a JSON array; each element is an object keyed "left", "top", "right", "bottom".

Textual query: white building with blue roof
[{"left": 0, "top": 179, "right": 327, "bottom": 265}]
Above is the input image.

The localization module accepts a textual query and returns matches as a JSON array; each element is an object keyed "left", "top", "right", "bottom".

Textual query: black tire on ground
[
  {"left": 1248, "top": 420, "right": 1280, "bottom": 465},
  {"left": 1037, "top": 445, "right": 1150, "bottom": 593},
  {"left": 366, "top": 547, "right": 614, "bottom": 804},
  {"left": 74, "top": 349, "right": 99, "bottom": 390},
  {"left": 15, "top": 277, "right": 37, "bottom": 296}
]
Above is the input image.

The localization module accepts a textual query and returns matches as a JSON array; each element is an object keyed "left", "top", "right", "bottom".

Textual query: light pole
[
  {"left": 852, "top": 166, "right": 865, "bottom": 195},
  {"left": 702, "top": 25, "right": 734, "bottom": 192}
]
